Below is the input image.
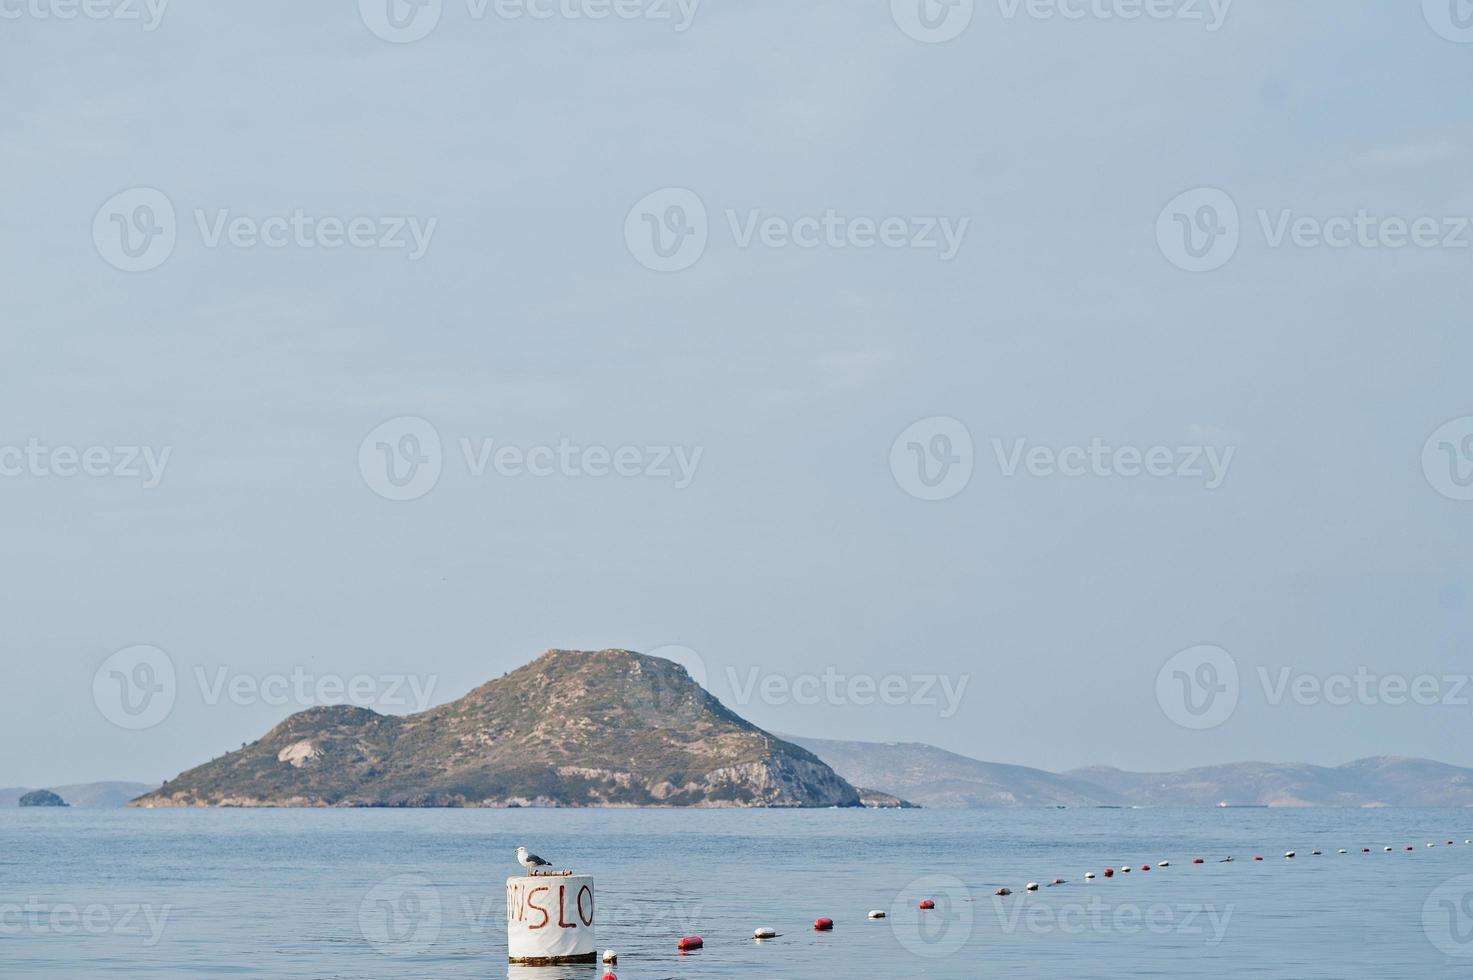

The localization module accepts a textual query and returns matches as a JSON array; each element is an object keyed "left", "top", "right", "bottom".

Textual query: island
[{"left": 19, "top": 789, "right": 68, "bottom": 807}]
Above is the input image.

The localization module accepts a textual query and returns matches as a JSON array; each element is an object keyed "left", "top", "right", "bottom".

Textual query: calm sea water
[{"left": 4, "top": 807, "right": 1472, "bottom": 978}]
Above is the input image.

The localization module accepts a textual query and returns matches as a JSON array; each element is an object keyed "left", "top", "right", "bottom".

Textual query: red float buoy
[
  {"left": 677, "top": 937, "right": 703, "bottom": 952},
  {"left": 918, "top": 899, "right": 935, "bottom": 910},
  {"left": 1253, "top": 856, "right": 1263, "bottom": 861},
  {"left": 1193, "top": 858, "right": 1204, "bottom": 864},
  {"left": 1103, "top": 868, "right": 1114, "bottom": 877},
  {"left": 602, "top": 974, "right": 616, "bottom": 980},
  {"left": 1140, "top": 865, "right": 1151, "bottom": 871},
  {"left": 814, "top": 918, "right": 834, "bottom": 932}
]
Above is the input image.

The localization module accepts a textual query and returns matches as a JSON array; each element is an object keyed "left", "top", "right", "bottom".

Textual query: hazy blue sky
[{"left": 3, "top": 1, "right": 1472, "bottom": 788}]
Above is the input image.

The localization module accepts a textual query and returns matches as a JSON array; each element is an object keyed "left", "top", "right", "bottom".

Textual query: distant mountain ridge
[
  {"left": 0, "top": 782, "right": 157, "bottom": 809},
  {"left": 1066, "top": 757, "right": 1473, "bottom": 808},
  {"left": 133, "top": 650, "right": 860, "bottom": 809},
  {"left": 786, "top": 737, "right": 1127, "bottom": 808},
  {"left": 788, "top": 737, "right": 1473, "bottom": 808}
]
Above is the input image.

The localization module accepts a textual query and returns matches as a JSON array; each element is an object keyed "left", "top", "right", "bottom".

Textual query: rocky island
[
  {"left": 19, "top": 789, "right": 68, "bottom": 807},
  {"left": 132, "top": 649, "right": 861, "bottom": 809}
]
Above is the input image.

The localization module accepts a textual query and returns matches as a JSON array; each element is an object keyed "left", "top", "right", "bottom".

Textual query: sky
[{"left": 2, "top": 0, "right": 1472, "bottom": 788}]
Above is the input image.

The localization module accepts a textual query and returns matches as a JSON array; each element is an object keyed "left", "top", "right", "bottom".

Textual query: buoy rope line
[{"left": 635, "top": 837, "right": 1470, "bottom": 963}]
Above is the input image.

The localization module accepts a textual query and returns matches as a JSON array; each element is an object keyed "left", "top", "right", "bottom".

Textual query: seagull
[{"left": 516, "top": 846, "right": 553, "bottom": 873}]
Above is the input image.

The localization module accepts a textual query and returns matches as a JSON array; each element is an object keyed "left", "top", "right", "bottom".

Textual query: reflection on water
[{"left": 507, "top": 965, "right": 600, "bottom": 980}]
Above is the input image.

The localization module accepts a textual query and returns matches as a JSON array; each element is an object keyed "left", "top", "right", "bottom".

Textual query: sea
[{"left": 3, "top": 806, "right": 1471, "bottom": 978}]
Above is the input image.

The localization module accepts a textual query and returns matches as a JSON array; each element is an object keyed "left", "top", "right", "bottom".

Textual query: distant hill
[
  {"left": 785, "top": 737, "right": 1125, "bottom": 808},
  {"left": 0, "top": 782, "right": 157, "bottom": 809},
  {"left": 133, "top": 650, "right": 860, "bottom": 809},
  {"left": 1066, "top": 758, "right": 1473, "bottom": 808},
  {"left": 19, "top": 789, "right": 67, "bottom": 807},
  {"left": 790, "top": 737, "right": 1473, "bottom": 808}
]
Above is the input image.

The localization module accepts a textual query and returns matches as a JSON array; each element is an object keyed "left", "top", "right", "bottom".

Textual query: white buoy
[
  {"left": 1285, "top": 851, "right": 1295, "bottom": 859},
  {"left": 754, "top": 927, "right": 777, "bottom": 940},
  {"left": 507, "top": 873, "right": 596, "bottom": 965},
  {"left": 1158, "top": 861, "right": 1170, "bottom": 868},
  {"left": 1084, "top": 872, "right": 1096, "bottom": 879},
  {"left": 867, "top": 910, "right": 887, "bottom": 919},
  {"left": 603, "top": 950, "right": 617, "bottom": 964},
  {"left": 1338, "top": 850, "right": 1347, "bottom": 854},
  {"left": 1026, "top": 882, "right": 1039, "bottom": 892}
]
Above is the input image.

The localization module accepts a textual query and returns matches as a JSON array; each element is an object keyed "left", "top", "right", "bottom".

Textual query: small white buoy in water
[
  {"left": 1085, "top": 872, "right": 1096, "bottom": 879},
  {"left": 1338, "top": 849, "right": 1347, "bottom": 854},
  {"left": 1385, "top": 847, "right": 1393, "bottom": 852},
  {"left": 1285, "top": 851, "right": 1296, "bottom": 859},
  {"left": 1428, "top": 843, "right": 1436, "bottom": 848},
  {"left": 867, "top": 911, "right": 886, "bottom": 919},
  {"left": 1026, "top": 882, "right": 1039, "bottom": 892},
  {"left": 1158, "top": 861, "right": 1170, "bottom": 868},
  {"left": 754, "top": 927, "right": 777, "bottom": 940},
  {"left": 603, "top": 950, "right": 617, "bottom": 965}
]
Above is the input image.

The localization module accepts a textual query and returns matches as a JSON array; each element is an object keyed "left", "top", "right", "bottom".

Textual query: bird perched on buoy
[
  {"left": 516, "top": 846, "right": 553, "bottom": 874},
  {"left": 602, "top": 950, "right": 617, "bottom": 965}
]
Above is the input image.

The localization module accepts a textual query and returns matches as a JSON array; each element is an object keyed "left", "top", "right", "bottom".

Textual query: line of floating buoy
[{"left": 644, "top": 831, "right": 1471, "bottom": 967}]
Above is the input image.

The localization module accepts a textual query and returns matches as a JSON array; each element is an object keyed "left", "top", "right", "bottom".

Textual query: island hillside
[{"left": 132, "top": 649, "right": 861, "bottom": 809}]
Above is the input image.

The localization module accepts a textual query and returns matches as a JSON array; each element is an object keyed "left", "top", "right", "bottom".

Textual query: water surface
[{"left": 4, "top": 807, "right": 1470, "bottom": 977}]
